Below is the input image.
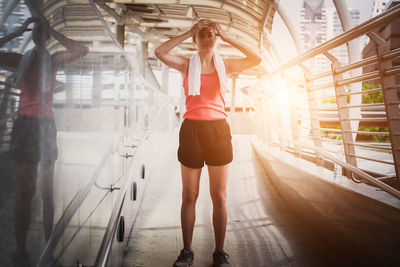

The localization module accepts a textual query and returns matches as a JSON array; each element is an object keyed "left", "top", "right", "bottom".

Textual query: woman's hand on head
[
  {"left": 190, "top": 19, "right": 211, "bottom": 37},
  {"left": 211, "top": 22, "right": 229, "bottom": 41}
]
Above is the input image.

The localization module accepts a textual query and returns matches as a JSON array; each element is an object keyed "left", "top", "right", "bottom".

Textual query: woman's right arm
[
  {"left": 0, "top": 17, "right": 36, "bottom": 70},
  {"left": 155, "top": 20, "right": 210, "bottom": 75}
]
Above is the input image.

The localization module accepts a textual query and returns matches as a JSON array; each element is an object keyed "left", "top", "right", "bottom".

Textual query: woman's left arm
[{"left": 212, "top": 23, "right": 262, "bottom": 75}]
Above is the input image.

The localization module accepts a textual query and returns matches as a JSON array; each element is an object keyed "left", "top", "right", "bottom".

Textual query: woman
[
  {"left": 0, "top": 17, "right": 88, "bottom": 267},
  {"left": 155, "top": 19, "right": 261, "bottom": 267}
]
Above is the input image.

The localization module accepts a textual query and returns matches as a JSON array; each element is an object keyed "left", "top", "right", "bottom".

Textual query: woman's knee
[
  {"left": 182, "top": 191, "right": 199, "bottom": 205},
  {"left": 15, "top": 183, "right": 36, "bottom": 200},
  {"left": 210, "top": 192, "right": 227, "bottom": 206}
]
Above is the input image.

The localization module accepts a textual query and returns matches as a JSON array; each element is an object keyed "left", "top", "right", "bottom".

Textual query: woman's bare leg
[
  {"left": 180, "top": 164, "right": 202, "bottom": 250},
  {"left": 40, "top": 162, "right": 55, "bottom": 243},
  {"left": 12, "top": 161, "right": 38, "bottom": 252},
  {"left": 208, "top": 164, "right": 229, "bottom": 251}
]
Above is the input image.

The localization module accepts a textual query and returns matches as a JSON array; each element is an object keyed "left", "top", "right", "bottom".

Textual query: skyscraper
[
  {"left": 300, "top": 0, "right": 327, "bottom": 72},
  {"left": 371, "top": 0, "right": 390, "bottom": 17},
  {"left": 300, "top": 0, "right": 360, "bottom": 72},
  {"left": 325, "top": 7, "right": 360, "bottom": 65},
  {"left": 0, "top": 0, "right": 30, "bottom": 52}
]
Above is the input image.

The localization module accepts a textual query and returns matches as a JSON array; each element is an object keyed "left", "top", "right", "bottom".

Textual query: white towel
[{"left": 188, "top": 50, "right": 227, "bottom": 96}]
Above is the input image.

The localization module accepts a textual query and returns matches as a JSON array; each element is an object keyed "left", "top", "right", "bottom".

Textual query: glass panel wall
[{"left": 0, "top": 1, "right": 173, "bottom": 266}]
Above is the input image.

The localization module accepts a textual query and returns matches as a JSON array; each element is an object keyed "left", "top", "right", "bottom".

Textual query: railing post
[
  {"left": 368, "top": 32, "right": 400, "bottom": 180},
  {"left": 274, "top": 91, "right": 285, "bottom": 150},
  {"left": 253, "top": 86, "right": 267, "bottom": 143},
  {"left": 300, "top": 64, "right": 323, "bottom": 165},
  {"left": 264, "top": 89, "right": 274, "bottom": 146},
  {"left": 289, "top": 88, "right": 301, "bottom": 157},
  {"left": 324, "top": 51, "right": 357, "bottom": 178},
  {"left": 0, "top": 78, "right": 12, "bottom": 147}
]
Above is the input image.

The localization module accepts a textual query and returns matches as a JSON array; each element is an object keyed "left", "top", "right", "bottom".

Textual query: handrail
[
  {"left": 94, "top": 103, "right": 170, "bottom": 267},
  {"left": 88, "top": 0, "right": 166, "bottom": 97},
  {"left": 257, "top": 5, "right": 400, "bottom": 82},
  {"left": 293, "top": 140, "right": 400, "bottom": 200},
  {"left": 38, "top": 142, "right": 116, "bottom": 267}
]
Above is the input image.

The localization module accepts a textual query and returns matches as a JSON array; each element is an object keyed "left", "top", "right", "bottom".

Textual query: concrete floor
[
  {"left": 1, "top": 131, "right": 397, "bottom": 266},
  {"left": 122, "top": 134, "right": 376, "bottom": 267}
]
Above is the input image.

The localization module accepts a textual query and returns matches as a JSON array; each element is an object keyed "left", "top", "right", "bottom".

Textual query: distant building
[
  {"left": 300, "top": 0, "right": 327, "bottom": 72},
  {"left": 371, "top": 0, "right": 390, "bottom": 17},
  {"left": 300, "top": 0, "right": 360, "bottom": 72},
  {"left": 362, "top": 0, "right": 400, "bottom": 85},
  {"left": 0, "top": 0, "right": 30, "bottom": 52}
]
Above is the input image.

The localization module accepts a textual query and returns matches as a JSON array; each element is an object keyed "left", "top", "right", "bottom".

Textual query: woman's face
[{"left": 194, "top": 26, "right": 216, "bottom": 50}]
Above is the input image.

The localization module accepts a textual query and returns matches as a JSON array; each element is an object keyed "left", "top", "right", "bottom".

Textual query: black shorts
[
  {"left": 10, "top": 115, "right": 58, "bottom": 164},
  {"left": 178, "top": 118, "right": 233, "bottom": 168}
]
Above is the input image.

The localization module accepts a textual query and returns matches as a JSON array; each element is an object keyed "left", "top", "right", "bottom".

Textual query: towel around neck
[{"left": 188, "top": 51, "right": 227, "bottom": 96}]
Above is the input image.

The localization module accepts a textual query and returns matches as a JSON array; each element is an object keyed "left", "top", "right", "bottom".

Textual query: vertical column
[
  {"left": 368, "top": 32, "right": 400, "bottom": 179},
  {"left": 273, "top": 92, "right": 285, "bottom": 150},
  {"left": 116, "top": 24, "right": 125, "bottom": 49},
  {"left": 300, "top": 65, "right": 323, "bottom": 166},
  {"left": 65, "top": 67, "right": 74, "bottom": 108},
  {"left": 128, "top": 69, "right": 136, "bottom": 128},
  {"left": 231, "top": 74, "right": 237, "bottom": 112},
  {"left": 324, "top": 51, "right": 357, "bottom": 176},
  {"left": 289, "top": 89, "right": 300, "bottom": 157},
  {"left": 0, "top": 77, "right": 12, "bottom": 146},
  {"left": 139, "top": 41, "right": 148, "bottom": 77},
  {"left": 92, "top": 65, "right": 102, "bottom": 107},
  {"left": 161, "top": 63, "right": 169, "bottom": 95},
  {"left": 265, "top": 92, "right": 273, "bottom": 146}
]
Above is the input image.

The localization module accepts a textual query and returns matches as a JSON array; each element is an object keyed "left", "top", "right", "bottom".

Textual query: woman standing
[
  {"left": 0, "top": 16, "right": 88, "bottom": 267},
  {"left": 155, "top": 19, "right": 261, "bottom": 267}
]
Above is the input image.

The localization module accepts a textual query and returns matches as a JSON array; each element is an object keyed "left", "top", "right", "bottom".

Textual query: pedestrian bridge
[{"left": 0, "top": 1, "right": 400, "bottom": 266}]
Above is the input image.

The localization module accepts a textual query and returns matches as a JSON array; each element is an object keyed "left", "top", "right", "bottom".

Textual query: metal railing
[{"left": 251, "top": 5, "right": 400, "bottom": 199}]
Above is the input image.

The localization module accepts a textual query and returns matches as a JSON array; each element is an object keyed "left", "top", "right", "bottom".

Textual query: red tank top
[
  {"left": 183, "top": 70, "right": 227, "bottom": 120},
  {"left": 18, "top": 67, "right": 56, "bottom": 117}
]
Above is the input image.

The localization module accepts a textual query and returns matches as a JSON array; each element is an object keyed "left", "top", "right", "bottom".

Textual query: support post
[
  {"left": 333, "top": 0, "right": 362, "bottom": 142},
  {"left": 231, "top": 74, "right": 237, "bottom": 112},
  {"left": 289, "top": 88, "right": 301, "bottom": 157},
  {"left": 300, "top": 64, "right": 323, "bottom": 166},
  {"left": 139, "top": 41, "right": 148, "bottom": 77},
  {"left": 161, "top": 63, "right": 169, "bottom": 95},
  {"left": 265, "top": 92, "right": 274, "bottom": 146},
  {"left": 66, "top": 68, "right": 74, "bottom": 108},
  {"left": 116, "top": 24, "right": 125, "bottom": 48},
  {"left": 324, "top": 51, "right": 357, "bottom": 177},
  {"left": 368, "top": 32, "right": 400, "bottom": 180},
  {"left": 92, "top": 65, "right": 102, "bottom": 107},
  {"left": 273, "top": 92, "right": 285, "bottom": 150}
]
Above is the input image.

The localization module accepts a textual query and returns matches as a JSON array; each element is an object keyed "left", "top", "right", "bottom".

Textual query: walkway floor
[{"left": 122, "top": 134, "right": 354, "bottom": 267}]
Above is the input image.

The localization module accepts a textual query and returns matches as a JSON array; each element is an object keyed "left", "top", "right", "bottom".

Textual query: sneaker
[
  {"left": 213, "top": 250, "right": 231, "bottom": 267},
  {"left": 173, "top": 248, "right": 194, "bottom": 267}
]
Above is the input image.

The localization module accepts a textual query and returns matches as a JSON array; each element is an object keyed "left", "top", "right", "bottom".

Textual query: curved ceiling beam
[
  {"left": 264, "top": 30, "right": 282, "bottom": 64},
  {"left": 332, "top": 0, "right": 362, "bottom": 142},
  {"left": 0, "top": 0, "right": 21, "bottom": 30},
  {"left": 272, "top": 0, "right": 303, "bottom": 54},
  {"left": 332, "top": 0, "right": 361, "bottom": 63},
  {"left": 102, "top": 0, "right": 261, "bottom": 26},
  {"left": 95, "top": 0, "right": 261, "bottom": 35},
  {"left": 259, "top": 0, "right": 274, "bottom": 49}
]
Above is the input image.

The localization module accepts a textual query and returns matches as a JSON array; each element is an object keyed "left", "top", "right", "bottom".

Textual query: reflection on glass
[
  {"left": 0, "top": 14, "right": 88, "bottom": 266},
  {"left": 1, "top": 1, "right": 172, "bottom": 266}
]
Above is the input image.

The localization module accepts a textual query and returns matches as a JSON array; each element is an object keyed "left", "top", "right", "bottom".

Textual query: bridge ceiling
[
  {"left": 37, "top": 0, "right": 275, "bottom": 76},
  {"left": 94, "top": 0, "right": 275, "bottom": 75}
]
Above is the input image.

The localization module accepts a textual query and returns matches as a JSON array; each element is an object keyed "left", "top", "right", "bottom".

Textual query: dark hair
[
  {"left": 32, "top": 18, "right": 50, "bottom": 44},
  {"left": 192, "top": 26, "right": 216, "bottom": 45}
]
